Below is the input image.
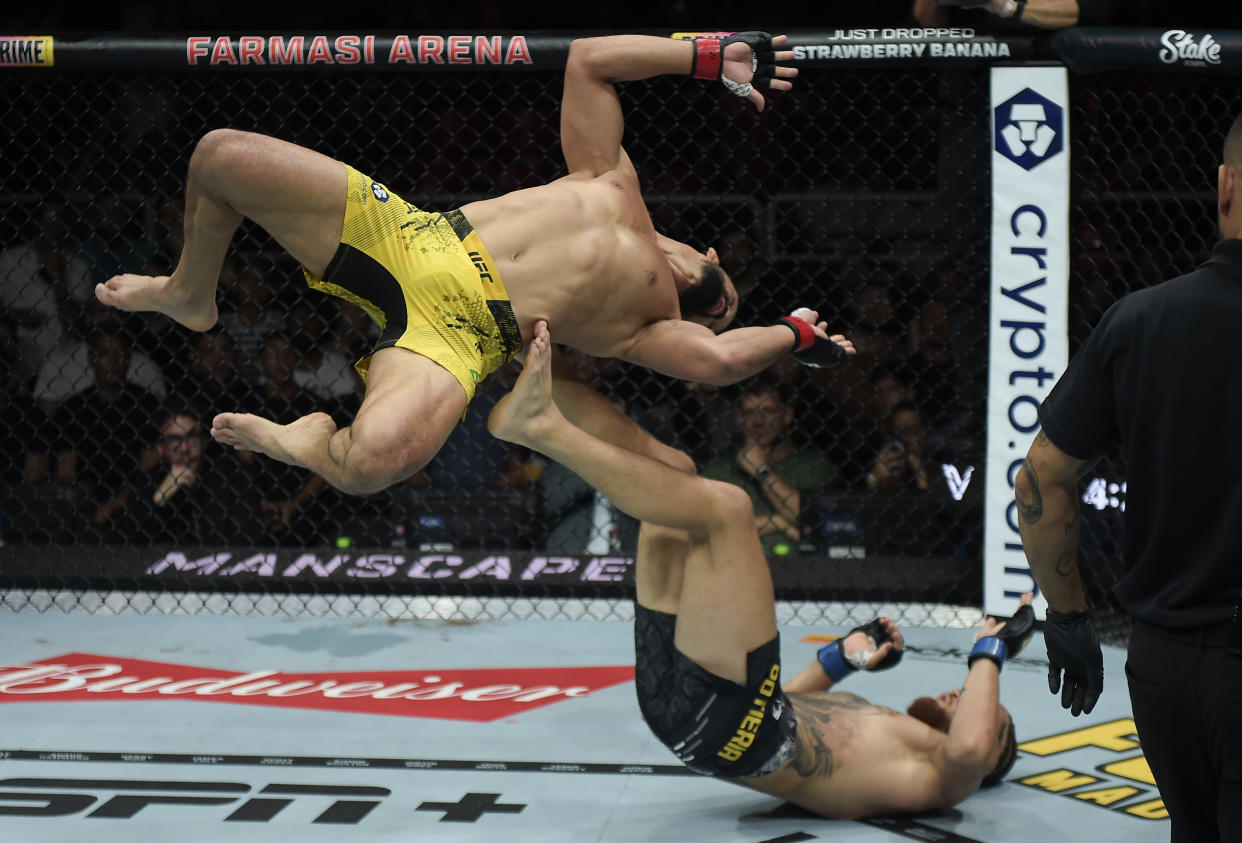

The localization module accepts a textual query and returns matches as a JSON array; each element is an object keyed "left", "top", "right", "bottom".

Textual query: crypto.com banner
[{"left": 984, "top": 66, "right": 1070, "bottom": 618}]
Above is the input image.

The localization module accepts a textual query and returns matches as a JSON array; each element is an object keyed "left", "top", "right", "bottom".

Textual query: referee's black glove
[{"left": 1044, "top": 609, "right": 1104, "bottom": 716}]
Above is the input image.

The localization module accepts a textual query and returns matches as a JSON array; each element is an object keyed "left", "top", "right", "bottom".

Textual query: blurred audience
[
  {"left": 232, "top": 331, "right": 328, "bottom": 543},
  {"left": 53, "top": 330, "right": 163, "bottom": 541},
  {"left": 0, "top": 199, "right": 91, "bottom": 385},
  {"left": 218, "top": 261, "right": 285, "bottom": 387},
  {"left": 173, "top": 329, "right": 257, "bottom": 416},
  {"left": 865, "top": 400, "right": 975, "bottom": 503},
  {"left": 32, "top": 304, "right": 167, "bottom": 416}
]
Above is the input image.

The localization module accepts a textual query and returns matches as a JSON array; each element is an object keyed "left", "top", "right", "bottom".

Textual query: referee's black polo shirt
[{"left": 1038, "top": 238, "right": 1242, "bottom": 628}]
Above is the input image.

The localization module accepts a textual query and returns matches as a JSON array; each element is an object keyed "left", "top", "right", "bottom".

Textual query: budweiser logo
[{"left": 0, "top": 654, "right": 634, "bottom": 722}]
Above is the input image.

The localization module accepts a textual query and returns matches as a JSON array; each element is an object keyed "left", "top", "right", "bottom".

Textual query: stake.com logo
[{"left": 0, "top": 655, "right": 635, "bottom": 722}]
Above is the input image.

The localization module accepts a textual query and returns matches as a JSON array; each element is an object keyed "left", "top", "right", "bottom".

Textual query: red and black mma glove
[
  {"left": 777, "top": 310, "right": 848, "bottom": 368},
  {"left": 690, "top": 31, "right": 778, "bottom": 98},
  {"left": 1044, "top": 609, "right": 1104, "bottom": 716},
  {"left": 968, "top": 603, "right": 1037, "bottom": 673},
  {"left": 816, "top": 618, "right": 903, "bottom": 682}
]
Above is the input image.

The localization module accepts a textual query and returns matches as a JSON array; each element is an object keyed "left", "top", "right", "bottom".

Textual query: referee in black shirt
[{"left": 1016, "top": 114, "right": 1242, "bottom": 842}]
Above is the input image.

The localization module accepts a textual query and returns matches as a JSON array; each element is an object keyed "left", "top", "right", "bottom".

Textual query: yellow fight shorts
[{"left": 303, "top": 164, "right": 523, "bottom": 408}]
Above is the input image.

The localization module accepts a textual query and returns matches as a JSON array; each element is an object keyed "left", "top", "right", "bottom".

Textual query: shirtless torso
[
  {"left": 462, "top": 167, "right": 677, "bottom": 359},
  {"left": 744, "top": 691, "right": 974, "bottom": 820}
]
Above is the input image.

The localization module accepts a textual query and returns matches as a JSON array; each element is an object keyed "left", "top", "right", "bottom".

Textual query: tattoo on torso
[{"left": 787, "top": 692, "right": 898, "bottom": 780}]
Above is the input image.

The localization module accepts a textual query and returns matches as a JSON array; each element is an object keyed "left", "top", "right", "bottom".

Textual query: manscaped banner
[
  {"left": 984, "top": 66, "right": 1070, "bottom": 618},
  {"left": 0, "top": 546, "right": 972, "bottom": 601}
]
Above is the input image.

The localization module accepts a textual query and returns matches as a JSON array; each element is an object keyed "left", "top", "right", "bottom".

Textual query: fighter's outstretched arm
[
  {"left": 621, "top": 315, "right": 854, "bottom": 387},
  {"left": 560, "top": 34, "right": 797, "bottom": 177}
]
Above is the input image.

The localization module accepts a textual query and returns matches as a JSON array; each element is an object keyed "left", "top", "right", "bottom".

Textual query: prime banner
[{"left": 984, "top": 66, "right": 1070, "bottom": 619}]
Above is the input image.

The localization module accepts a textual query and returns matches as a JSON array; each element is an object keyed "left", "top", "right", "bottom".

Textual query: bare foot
[
  {"left": 211, "top": 411, "right": 337, "bottom": 468},
  {"left": 487, "top": 320, "right": 561, "bottom": 447},
  {"left": 96, "top": 273, "right": 219, "bottom": 332}
]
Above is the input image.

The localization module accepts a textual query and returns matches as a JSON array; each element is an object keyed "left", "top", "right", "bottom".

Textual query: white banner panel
[{"left": 984, "top": 66, "right": 1071, "bottom": 618}]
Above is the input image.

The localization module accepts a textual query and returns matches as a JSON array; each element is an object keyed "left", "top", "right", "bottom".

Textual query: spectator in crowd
[
  {"left": 866, "top": 400, "right": 953, "bottom": 497},
  {"left": 539, "top": 456, "right": 641, "bottom": 554},
  {"left": 173, "top": 329, "right": 256, "bottom": 417},
  {"left": 0, "top": 198, "right": 91, "bottom": 385},
  {"left": 232, "top": 331, "right": 327, "bottom": 543},
  {"left": 54, "top": 329, "right": 163, "bottom": 541},
  {"left": 282, "top": 299, "right": 360, "bottom": 422},
  {"left": 428, "top": 363, "right": 532, "bottom": 491},
  {"left": 32, "top": 301, "right": 168, "bottom": 417},
  {"left": 217, "top": 261, "right": 286, "bottom": 388},
  {"left": 536, "top": 353, "right": 641, "bottom": 554},
  {"left": 866, "top": 399, "right": 981, "bottom": 557},
  {"left": 831, "top": 362, "right": 918, "bottom": 489},
  {"left": 0, "top": 318, "right": 41, "bottom": 486},
  {"left": 149, "top": 195, "right": 186, "bottom": 271},
  {"left": 74, "top": 194, "right": 158, "bottom": 287},
  {"left": 905, "top": 298, "right": 957, "bottom": 429},
  {"left": 704, "top": 375, "right": 837, "bottom": 555},
  {"left": 0, "top": 315, "right": 75, "bottom": 543},
  {"left": 116, "top": 406, "right": 261, "bottom": 545}
]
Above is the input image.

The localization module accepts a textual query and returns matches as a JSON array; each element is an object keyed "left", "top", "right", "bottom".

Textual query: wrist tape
[
  {"left": 777, "top": 315, "right": 815, "bottom": 351},
  {"left": 968, "top": 636, "right": 1008, "bottom": 671},
  {"left": 691, "top": 36, "right": 724, "bottom": 81},
  {"left": 817, "top": 640, "right": 855, "bottom": 682}
]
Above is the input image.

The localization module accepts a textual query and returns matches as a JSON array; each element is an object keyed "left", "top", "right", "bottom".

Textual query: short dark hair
[
  {"left": 980, "top": 717, "right": 1017, "bottom": 788},
  {"left": 737, "top": 373, "right": 794, "bottom": 408}
]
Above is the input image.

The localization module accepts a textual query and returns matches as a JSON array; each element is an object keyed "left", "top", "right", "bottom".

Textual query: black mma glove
[
  {"left": 848, "top": 618, "right": 903, "bottom": 670},
  {"left": 690, "top": 31, "right": 778, "bottom": 98},
  {"left": 776, "top": 311, "right": 848, "bottom": 368},
  {"left": 817, "top": 617, "right": 902, "bottom": 681},
  {"left": 968, "top": 603, "right": 1036, "bottom": 673},
  {"left": 1044, "top": 608, "right": 1104, "bottom": 716}
]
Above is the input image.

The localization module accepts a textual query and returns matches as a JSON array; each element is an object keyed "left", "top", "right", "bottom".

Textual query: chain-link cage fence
[{"left": 0, "top": 32, "right": 1231, "bottom": 637}]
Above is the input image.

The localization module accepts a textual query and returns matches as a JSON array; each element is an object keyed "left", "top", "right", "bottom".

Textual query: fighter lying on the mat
[{"left": 489, "top": 320, "right": 1032, "bottom": 819}]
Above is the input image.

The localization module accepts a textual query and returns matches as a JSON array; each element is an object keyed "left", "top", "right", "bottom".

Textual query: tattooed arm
[{"left": 1015, "top": 430, "right": 1093, "bottom": 612}]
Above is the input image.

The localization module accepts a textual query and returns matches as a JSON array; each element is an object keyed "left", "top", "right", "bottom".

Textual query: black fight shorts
[{"left": 634, "top": 605, "right": 798, "bottom": 779}]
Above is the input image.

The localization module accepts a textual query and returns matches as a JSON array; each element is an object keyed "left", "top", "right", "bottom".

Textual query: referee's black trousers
[{"left": 1126, "top": 618, "right": 1242, "bottom": 842}]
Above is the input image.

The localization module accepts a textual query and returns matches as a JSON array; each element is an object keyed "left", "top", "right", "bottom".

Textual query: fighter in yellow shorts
[
  {"left": 304, "top": 165, "right": 521, "bottom": 412},
  {"left": 96, "top": 32, "right": 851, "bottom": 497}
]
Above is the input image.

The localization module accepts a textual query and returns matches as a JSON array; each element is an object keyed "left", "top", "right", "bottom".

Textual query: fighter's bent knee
[
  {"left": 702, "top": 479, "right": 754, "bottom": 527},
  {"left": 659, "top": 446, "right": 696, "bottom": 476},
  {"left": 190, "top": 128, "right": 257, "bottom": 175}
]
